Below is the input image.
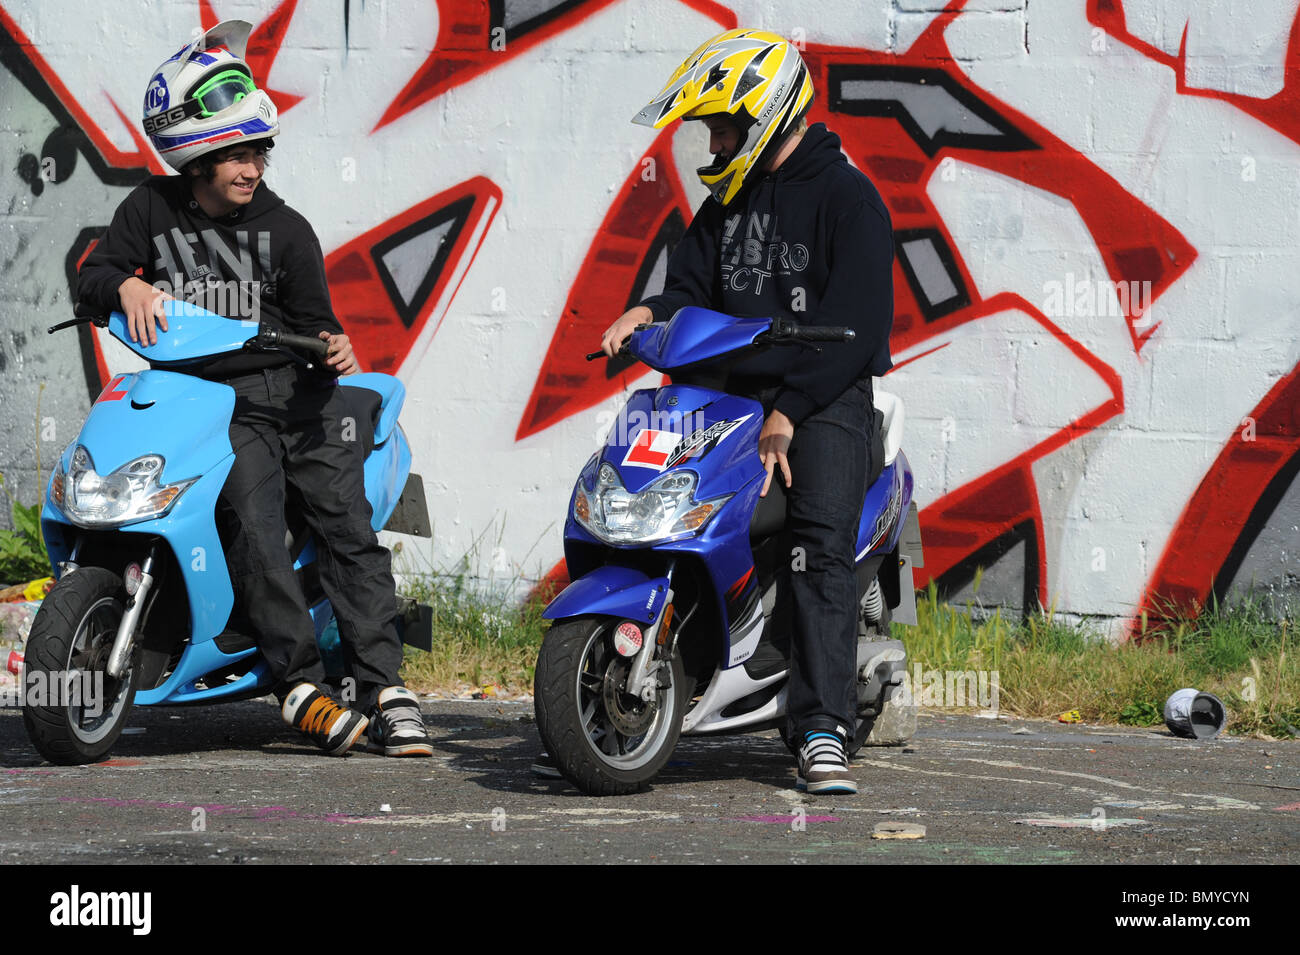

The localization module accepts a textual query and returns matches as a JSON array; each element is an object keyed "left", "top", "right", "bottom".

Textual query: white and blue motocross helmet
[{"left": 142, "top": 19, "right": 279, "bottom": 172}]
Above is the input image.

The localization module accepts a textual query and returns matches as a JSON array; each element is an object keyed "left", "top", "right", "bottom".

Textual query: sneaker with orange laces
[{"left": 281, "top": 683, "right": 369, "bottom": 755}]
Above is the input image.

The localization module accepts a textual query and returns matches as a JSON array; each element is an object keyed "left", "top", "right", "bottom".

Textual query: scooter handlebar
[
  {"left": 259, "top": 328, "right": 332, "bottom": 360},
  {"left": 795, "top": 325, "right": 855, "bottom": 342},
  {"left": 585, "top": 333, "right": 635, "bottom": 361},
  {"left": 582, "top": 318, "right": 853, "bottom": 361},
  {"left": 767, "top": 317, "right": 855, "bottom": 343}
]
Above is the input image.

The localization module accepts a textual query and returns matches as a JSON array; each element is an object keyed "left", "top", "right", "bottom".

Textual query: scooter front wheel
[
  {"left": 22, "top": 567, "right": 140, "bottom": 765},
  {"left": 534, "top": 616, "right": 687, "bottom": 796}
]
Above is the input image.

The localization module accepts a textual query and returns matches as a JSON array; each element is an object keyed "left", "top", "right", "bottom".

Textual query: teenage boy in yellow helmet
[{"left": 588, "top": 29, "right": 894, "bottom": 793}]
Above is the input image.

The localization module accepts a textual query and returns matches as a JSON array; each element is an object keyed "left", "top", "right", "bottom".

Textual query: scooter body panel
[
  {"left": 74, "top": 370, "right": 237, "bottom": 487},
  {"left": 543, "top": 566, "right": 669, "bottom": 625}
]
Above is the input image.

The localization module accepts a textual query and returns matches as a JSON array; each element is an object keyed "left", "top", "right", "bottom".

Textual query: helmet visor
[{"left": 188, "top": 69, "right": 257, "bottom": 117}]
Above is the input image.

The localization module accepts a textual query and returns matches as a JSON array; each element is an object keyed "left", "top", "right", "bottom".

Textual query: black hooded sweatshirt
[
  {"left": 77, "top": 175, "right": 342, "bottom": 379},
  {"left": 639, "top": 122, "right": 894, "bottom": 425}
]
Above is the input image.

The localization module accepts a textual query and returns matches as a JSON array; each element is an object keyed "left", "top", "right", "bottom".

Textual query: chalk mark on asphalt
[
  {"left": 856, "top": 756, "right": 1261, "bottom": 811},
  {"left": 949, "top": 757, "right": 1261, "bottom": 810}
]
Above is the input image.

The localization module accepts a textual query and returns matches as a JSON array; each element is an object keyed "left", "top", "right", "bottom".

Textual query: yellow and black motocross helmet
[{"left": 632, "top": 29, "right": 815, "bottom": 206}]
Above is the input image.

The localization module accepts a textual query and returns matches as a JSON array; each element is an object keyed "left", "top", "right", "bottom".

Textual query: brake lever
[
  {"left": 585, "top": 331, "right": 639, "bottom": 362},
  {"left": 244, "top": 330, "right": 321, "bottom": 372},
  {"left": 752, "top": 332, "right": 822, "bottom": 352},
  {"left": 48, "top": 315, "right": 107, "bottom": 334}
]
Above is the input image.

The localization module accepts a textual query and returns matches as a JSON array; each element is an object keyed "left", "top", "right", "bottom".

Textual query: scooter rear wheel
[
  {"left": 534, "top": 616, "right": 688, "bottom": 796},
  {"left": 22, "top": 568, "right": 139, "bottom": 765}
]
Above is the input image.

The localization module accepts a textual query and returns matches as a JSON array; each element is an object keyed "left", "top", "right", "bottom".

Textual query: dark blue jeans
[
  {"left": 216, "top": 364, "right": 403, "bottom": 711},
  {"left": 770, "top": 378, "right": 872, "bottom": 740}
]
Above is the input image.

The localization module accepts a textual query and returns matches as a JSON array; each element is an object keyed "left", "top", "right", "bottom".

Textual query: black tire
[
  {"left": 22, "top": 567, "right": 140, "bottom": 765},
  {"left": 534, "top": 617, "right": 688, "bottom": 796}
]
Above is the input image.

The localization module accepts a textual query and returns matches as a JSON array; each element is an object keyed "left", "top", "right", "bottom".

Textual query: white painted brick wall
[{"left": 0, "top": 0, "right": 1295, "bottom": 628}]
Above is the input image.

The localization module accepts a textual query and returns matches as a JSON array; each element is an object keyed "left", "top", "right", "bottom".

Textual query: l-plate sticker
[
  {"left": 623, "top": 414, "right": 754, "bottom": 472},
  {"left": 622, "top": 429, "right": 682, "bottom": 470},
  {"left": 95, "top": 374, "right": 129, "bottom": 404}
]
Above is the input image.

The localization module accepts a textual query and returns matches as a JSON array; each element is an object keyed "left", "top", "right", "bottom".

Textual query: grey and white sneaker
[
  {"left": 367, "top": 686, "right": 434, "bottom": 757},
  {"left": 796, "top": 727, "right": 858, "bottom": 795}
]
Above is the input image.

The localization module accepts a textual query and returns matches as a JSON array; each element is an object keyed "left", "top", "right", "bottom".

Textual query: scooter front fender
[{"left": 542, "top": 566, "right": 669, "bottom": 626}]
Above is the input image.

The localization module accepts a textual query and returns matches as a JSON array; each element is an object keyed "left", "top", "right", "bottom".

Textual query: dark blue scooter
[{"left": 534, "top": 307, "right": 925, "bottom": 794}]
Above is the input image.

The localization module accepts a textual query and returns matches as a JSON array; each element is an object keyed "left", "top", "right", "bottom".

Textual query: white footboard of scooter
[{"left": 682, "top": 663, "right": 788, "bottom": 735}]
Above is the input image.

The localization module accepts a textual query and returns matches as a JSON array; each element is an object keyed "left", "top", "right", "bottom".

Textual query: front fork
[
  {"left": 61, "top": 537, "right": 160, "bottom": 681},
  {"left": 625, "top": 560, "right": 676, "bottom": 702}
]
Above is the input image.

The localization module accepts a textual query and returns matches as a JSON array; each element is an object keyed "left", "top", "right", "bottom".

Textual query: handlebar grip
[
  {"left": 797, "top": 326, "right": 855, "bottom": 342},
  {"left": 584, "top": 334, "right": 634, "bottom": 361},
  {"left": 274, "top": 331, "right": 332, "bottom": 359}
]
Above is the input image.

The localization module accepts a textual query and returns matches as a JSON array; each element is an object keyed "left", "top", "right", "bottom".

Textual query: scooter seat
[
  {"left": 868, "top": 407, "right": 885, "bottom": 487},
  {"left": 339, "top": 373, "right": 405, "bottom": 448},
  {"left": 278, "top": 375, "right": 401, "bottom": 558},
  {"left": 874, "top": 385, "right": 903, "bottom": 466}
]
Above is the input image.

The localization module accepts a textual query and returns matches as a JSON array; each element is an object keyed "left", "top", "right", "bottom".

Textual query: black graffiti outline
[
  {"left": 826, "top": 63, "right": 1036, "bottom": 157},
  {"left": 368, "top": 195, "right": 476, "bottom": 329}
]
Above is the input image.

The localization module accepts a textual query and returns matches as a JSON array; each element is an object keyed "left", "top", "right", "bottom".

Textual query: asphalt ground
[{"left": 1, "top": 697, "right": 1296, "bottom": 868}]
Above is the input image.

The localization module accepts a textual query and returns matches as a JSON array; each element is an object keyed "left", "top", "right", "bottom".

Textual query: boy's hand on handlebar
[
  {"left": 119, "top": 277, "right": 171, "bottom": 346},
  {"left": 320, "top": 331, "right": 358, "bottom": 375},
  {"left": 600, "top": 306, "right": 652, "bottom": 357},
  {"left": 758, "top": 409, "right": 794, "bottom": 498}
]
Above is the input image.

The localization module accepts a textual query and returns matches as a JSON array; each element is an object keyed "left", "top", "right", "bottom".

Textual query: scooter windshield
[
  {"left": 630, "top": 307, "right": 773, "bottom": 372},
  {"left": 107, "top": 300, "right": 258, "bottom": 364}
]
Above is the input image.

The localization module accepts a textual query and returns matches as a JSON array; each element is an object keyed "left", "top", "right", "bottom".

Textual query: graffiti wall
[{"left": 1, "top": 0, "right": 1296, "bottom": 636}]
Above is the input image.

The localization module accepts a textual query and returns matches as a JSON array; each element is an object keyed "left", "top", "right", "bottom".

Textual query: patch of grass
[
  {"left": 1118, "top": 701, "right": 1162, "bottom": 726},
  {"left": 0, "top": 384, "right": 51, "bottom": 587},
  {"left": 398, "top": 580, "right": 548, "bottom": 696},
  {"left": 393, "top": 549, "right": 1298, "bottom": 738},
  {"left": 903, "top": 583, "right": 1298, "bottom": 739},
  {"left": 393, "top": 525, "right": 551, "bottom": 696},
  {"left": 0, "top": 474, "right": 49, "bottom": 586}
]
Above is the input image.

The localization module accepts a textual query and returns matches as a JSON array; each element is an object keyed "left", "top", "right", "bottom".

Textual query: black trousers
[
  {"left": 762, "top": 378, "right": 873, "bottom": 740},
  {"left": 216, "top": 364, "right": 404, "bottom": 711}
]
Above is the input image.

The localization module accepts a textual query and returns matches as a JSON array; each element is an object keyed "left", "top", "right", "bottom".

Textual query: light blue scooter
[{"left": 24, "top": 301, "right": 430, "bottom": 764}]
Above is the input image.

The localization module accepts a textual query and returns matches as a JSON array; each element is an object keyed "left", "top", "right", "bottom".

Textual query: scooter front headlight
[
  {"left": 53, "top": 446, "right": 195, "bottom": 527},
  {"left": 574, "top": 463, "right": 729, "bottom": 544}
]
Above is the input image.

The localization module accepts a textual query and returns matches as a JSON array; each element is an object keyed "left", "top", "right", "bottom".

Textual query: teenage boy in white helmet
[
  {"left": 75, "top": 20, "right": 432, "bottom": 758},
  {"left": 592, "top": 29, "right": 894, "bottom": 793}
]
